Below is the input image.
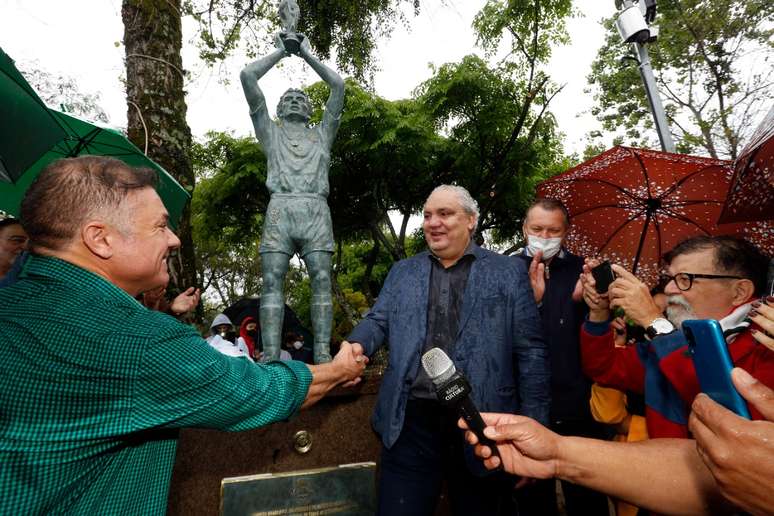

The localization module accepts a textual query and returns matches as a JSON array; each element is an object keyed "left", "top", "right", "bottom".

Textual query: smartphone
[
  {"left": 683, "top": 319, "right": 751, "bottom": 419},
  {"left": 591, "top": 261, "right": 616, "bottom": 294}
]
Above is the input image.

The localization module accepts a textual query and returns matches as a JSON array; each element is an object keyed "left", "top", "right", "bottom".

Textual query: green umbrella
[
  {"left": 0, "top": 109, "right": 190, "bottom": 229},
  {"left": 0, "top": 46, "right": 66, "bottom": 183}
]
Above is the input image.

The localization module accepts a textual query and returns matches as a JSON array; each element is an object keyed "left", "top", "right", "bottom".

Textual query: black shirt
[{"left": 410, "top": 242, "right": 477, "bottom": 400}]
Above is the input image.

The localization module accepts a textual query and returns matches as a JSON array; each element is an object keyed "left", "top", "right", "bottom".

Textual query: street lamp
[{"left": 614, "top": 0, "right": 676, "bottom": 152}]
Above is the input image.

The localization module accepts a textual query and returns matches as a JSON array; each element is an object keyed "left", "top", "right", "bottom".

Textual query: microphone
[{"left": 421, "top": 347, "right": 500, "bottom": 461}]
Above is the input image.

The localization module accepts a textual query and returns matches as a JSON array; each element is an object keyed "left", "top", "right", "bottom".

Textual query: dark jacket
[
  {"left": 517, "top": 249, "right": 593, "bottom": 423},
  {"left": 349, "top": 245, "right": 549, "bottom": 474}
]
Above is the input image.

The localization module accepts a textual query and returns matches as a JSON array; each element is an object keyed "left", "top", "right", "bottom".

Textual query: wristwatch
[{"left": 645, "top": 317, "right": 676, "bottom": 340}]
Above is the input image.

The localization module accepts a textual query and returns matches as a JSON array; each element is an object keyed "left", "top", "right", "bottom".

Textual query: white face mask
[
  {"left": 292, "top": 341, "right": 303, "bottom": 350},
  {"left": 525, "top": 234, "right": 563, "bottom": 261}
]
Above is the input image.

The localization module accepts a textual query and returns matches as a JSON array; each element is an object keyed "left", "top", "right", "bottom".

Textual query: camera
[{"left": 591, "top": 261, "right": 616, "bottom": 294}]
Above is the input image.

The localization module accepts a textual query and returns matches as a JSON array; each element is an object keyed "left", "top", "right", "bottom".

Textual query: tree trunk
[{"left": 122, "top": 0, "right": 198, "bottom": 305}]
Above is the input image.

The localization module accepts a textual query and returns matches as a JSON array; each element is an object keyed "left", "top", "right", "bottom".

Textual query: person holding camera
[{"left": 580, "top": 235, "right": 774, "bottom": 438}]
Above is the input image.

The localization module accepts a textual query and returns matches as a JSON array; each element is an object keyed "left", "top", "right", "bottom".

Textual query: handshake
[
  {"left": 331, "top": 340, "right": 369, "bottom": 387},
  {"left": 302, "top": 340, "right": 369, "bottom": 408}
]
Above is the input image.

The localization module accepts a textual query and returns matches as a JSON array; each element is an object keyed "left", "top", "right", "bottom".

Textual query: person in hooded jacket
[
  {"left": 237, "top": 316, "right": 261, "bottom": 360},
  {"left": 206, "top": 313, "right": 252, "bottom": 360}
]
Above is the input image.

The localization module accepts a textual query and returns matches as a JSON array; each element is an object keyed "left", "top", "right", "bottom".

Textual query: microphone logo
[{"left": 421, "top": 347, "right": 500, "bottom": 462}]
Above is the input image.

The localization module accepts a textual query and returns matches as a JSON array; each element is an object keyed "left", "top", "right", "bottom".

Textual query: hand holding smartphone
[
  {"left": 683, "top": 319, "right": 751, "bottom": 419},
  {"left": 591, "top": 261, "right": 616, "bottom": 294}
]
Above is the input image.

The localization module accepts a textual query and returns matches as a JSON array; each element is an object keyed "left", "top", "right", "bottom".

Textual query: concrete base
[{"left": 167, "top": 375, "right": 382, "bottom": 515}]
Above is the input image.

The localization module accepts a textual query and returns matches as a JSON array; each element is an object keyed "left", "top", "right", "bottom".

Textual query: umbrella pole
[{"left": 632, "top": 209, "right": 654, "bottom": 276}]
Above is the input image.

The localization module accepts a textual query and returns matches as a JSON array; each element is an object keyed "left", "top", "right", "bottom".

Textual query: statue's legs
[
  {"left": 260, "top": 252, "right": 290, "bottom": 361},
  {"left": 303, "top": 251, "right": 333, "bottom": 364}
]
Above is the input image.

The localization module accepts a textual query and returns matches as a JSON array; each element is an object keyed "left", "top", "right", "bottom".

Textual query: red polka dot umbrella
[
  {"left": 537, "top": 146, "right": 773, "bottom": 287},
  {"left": 718, "top": 105, "right": 774, "bottom": 224}
]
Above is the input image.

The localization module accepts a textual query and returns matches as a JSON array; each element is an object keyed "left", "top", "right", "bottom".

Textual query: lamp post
[{"left": 614, "top": 0, "right": 676, "bottom": 152}]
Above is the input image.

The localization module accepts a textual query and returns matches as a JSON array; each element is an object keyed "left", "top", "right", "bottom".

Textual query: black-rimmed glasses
[{"left": 659, "top": 272, "right": 743, "bottom": 292}]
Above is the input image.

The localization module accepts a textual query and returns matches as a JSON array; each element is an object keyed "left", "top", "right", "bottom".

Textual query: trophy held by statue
[{"left": 278, "top": 0, "right": 303, "bottom": 55}]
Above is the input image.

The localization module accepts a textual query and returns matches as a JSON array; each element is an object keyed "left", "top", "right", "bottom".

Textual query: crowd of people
[{"left": 0, "top": 155, "right": 772, "bottom": 515}]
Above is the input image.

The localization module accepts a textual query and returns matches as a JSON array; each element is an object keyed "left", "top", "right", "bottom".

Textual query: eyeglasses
[{"left": 659, "top": 272, "right": 743, "bottom": 292}]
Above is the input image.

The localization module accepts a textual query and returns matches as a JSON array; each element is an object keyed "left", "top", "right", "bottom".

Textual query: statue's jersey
[{"left": 250, "top": 105, "right": 340, "bottom": 197}]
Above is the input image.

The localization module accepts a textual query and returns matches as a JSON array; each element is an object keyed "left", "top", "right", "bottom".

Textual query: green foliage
[
  {"left": 191, "top": 131, "right": 268, "bottom": 245},
  {"left": 307, "top": 79, "right": 445, "bottom": 259},
  {"left": 415, "top": 55, "right": 566, "bottom": 245},
  {"left": 587, "top": 0, "right": 774, "bottom": 159},
  {"left": 291, "top": 277, "right": 370, "bottom": 343},
  {"left": 182, "top": 0, "right": 418, "bottom": 81},
  {"left": 473, "top": 0, "right": 574, "bottom": 65},
  {"left": 190, "top": 132, "right": 268, "bottom": 312},
  {"left": 333, "top": 239, "right": 394, "bottom": 300}
]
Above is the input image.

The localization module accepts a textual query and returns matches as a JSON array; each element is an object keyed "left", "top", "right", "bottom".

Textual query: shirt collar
[
  {"left": 719, "top": 300, "right": 754, "bottom": 341},
  {"left": 429, "top": 240, "right": 479, "bottom": 265},
  {"left": 22, "top": 254, "right": 143, "bottom": 308}
]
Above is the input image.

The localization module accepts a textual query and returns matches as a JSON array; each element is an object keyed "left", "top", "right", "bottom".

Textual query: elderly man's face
[
  {"left": 423, "top": 189, "right": 475, "bottom": 266},
  {"left": 0, "top": 223, "right": 28, "bottom": 269},
  {"left": 109, "top": 188, "right": 181, "bottom": 296},
  {"left": 662, "top": 248, "right": 748, "bottom": 325}
]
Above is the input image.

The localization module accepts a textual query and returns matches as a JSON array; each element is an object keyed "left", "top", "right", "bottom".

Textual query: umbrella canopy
[
  {"left": 718, "top": 105, "right": 774, "bottom": 224},
  {"left": 222, "top": 297, "right": 313, "bottom": 345},
  {"left": 0, "top": 109, "right": 190, "bottom": 229},
  {"left": 537, "top": 146, "right": 773, "bottom": 287},
  {"left": 0, "top": 46, "right": 66, "bottom": 183}
]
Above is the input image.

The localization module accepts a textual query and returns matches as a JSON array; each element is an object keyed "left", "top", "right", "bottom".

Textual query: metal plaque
[{"left": 220, "top": 462, "right": 376, "bottom": 516}]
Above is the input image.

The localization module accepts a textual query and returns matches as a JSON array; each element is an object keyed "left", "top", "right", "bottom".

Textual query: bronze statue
[{"left": 239, "top": 2, "right": 344, "bottom": 364}]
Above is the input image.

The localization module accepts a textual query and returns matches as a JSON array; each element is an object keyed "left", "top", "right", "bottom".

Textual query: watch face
[{"left": 653, "top": 318, "right": 674, "bottom": 334}]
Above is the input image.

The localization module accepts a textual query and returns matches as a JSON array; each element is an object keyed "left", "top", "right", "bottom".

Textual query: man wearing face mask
[
  {"left": 515, "top": 198, "right": 610, "bottom": 516},
  {"left": 286, "top": 332, "right": 313, "bottom": 363}
]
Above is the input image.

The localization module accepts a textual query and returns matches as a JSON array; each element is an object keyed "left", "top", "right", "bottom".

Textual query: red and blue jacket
[{"left": 580, "top": 319, "right": 774, "bottom": 438}]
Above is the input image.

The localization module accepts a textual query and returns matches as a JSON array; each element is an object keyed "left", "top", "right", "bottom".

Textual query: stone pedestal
[{"left": 167, "top": 373, "right": 382, "bottom": 515}]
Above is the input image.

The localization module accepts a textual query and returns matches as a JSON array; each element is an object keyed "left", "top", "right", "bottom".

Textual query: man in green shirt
[{"left": 0, "top": 156, "right": 366, "bottom": 515}]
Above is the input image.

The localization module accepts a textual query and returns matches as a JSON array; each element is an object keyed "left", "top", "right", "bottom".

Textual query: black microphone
[{"left": 421, "top": 347, "right": 500, "bottom": 461}]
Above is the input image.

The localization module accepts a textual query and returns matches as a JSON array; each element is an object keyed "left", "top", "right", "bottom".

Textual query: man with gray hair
[
  {"left": 345, "top": 184, "right": 549, "bottom": 515},
  {"left": 0, "top": 156, "right": 366, "bottom": 515}
]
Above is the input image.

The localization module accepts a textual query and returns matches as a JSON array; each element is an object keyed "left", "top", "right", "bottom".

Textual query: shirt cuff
[
  {"left": 583, "top": 317, "right": 612, "bottom": 336},
  {"left": 278, "top": 359, "right": 314, "bottom": 415}
]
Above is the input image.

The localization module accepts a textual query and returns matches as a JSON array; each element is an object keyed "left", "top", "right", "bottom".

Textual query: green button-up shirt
[{"left": 0, "top": 255, "right": 312, "bottom": 515}]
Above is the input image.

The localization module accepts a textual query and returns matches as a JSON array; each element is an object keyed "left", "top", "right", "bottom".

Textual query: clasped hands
[
  {"left": 333, "top": 340, "right": 369, "bottom": 387},
  {"left": 274, "top": 31, "right": 312, "bottom": 58}
]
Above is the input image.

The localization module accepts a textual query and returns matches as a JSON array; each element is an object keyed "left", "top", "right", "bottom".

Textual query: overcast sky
[{"left": 1, "top": 0, "right": 615, "bottom": 155}]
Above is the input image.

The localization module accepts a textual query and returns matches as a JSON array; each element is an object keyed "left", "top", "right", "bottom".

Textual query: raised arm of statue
[
  {"left": 240, "top": 37, "right": 287, "bottom": 141},
  {"left": 298, "top": 35, "right": 345, "bottom": 139}
]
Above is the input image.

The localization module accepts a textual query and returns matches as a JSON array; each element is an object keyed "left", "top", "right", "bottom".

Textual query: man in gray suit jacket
[{"left": 346, "top": 185, "right": 549, "bottom": 516}]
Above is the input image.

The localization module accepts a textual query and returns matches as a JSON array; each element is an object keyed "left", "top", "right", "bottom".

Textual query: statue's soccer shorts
[{"left": 260, "top": 193, "right": 334, "bottom": 257}]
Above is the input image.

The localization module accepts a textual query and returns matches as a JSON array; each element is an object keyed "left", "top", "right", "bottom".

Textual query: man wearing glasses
[
  {"left": 578, "top": 235, "right": 773, "bottom": 438},
  {"left": 0, "top": 218, "right": 28, "bottom": 285}
]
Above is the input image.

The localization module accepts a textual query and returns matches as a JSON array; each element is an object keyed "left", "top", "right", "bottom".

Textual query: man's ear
[
  {"left": 81, "top": 222, "right": 114, "bottom": 259},
  {"left": 731, "top": 278, "right": 756, "bottom": 306}
]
